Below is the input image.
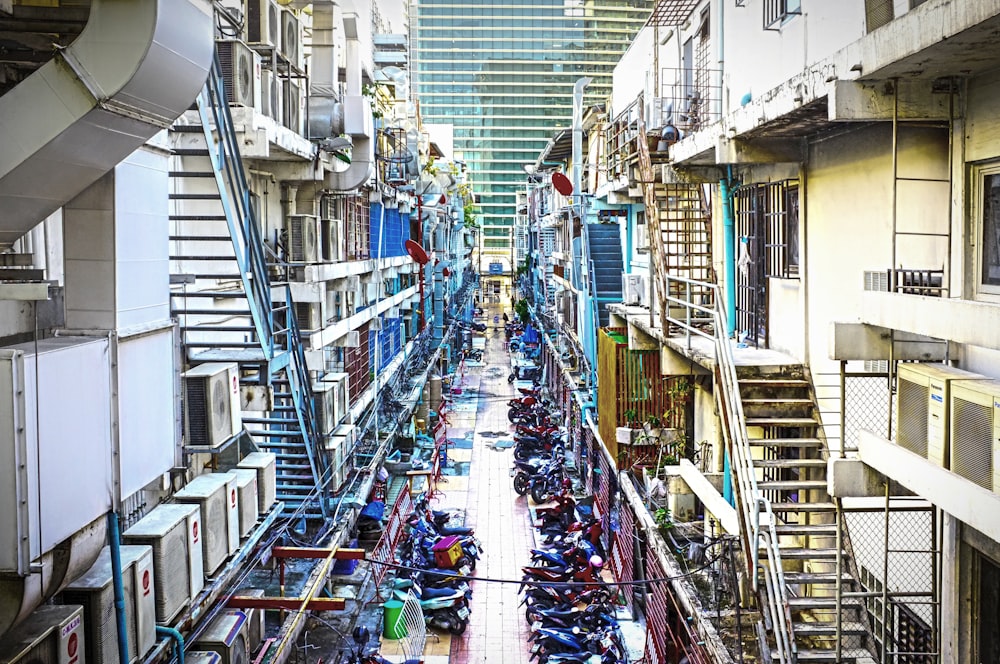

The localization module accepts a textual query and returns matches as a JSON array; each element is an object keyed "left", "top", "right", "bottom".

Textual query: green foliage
[
  {"left": 653, "top": 507, "right": 673, "bottom": 530},
  {"left": 623, "top": 409, "right": 639, "bottom": 426},
  {"left": 514, "top": 298, "right": 530, "bottom": 326}
]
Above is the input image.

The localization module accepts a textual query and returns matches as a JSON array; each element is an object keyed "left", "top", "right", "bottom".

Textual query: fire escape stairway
[
  {"left": 735, "top": 366, "right": 875, "bottom": 663},
  {"left": 586, "top": 222, "right": 624, "bottom": 326},
  {"left": 168, "top": 52, "right": 329, "bottom": 519}
]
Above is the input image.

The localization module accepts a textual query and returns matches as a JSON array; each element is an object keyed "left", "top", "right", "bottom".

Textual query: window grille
[{"left": 763, "top": 0, "right": 801, "bottom": 30}]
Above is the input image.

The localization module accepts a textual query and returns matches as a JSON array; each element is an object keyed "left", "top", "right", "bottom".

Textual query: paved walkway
[{"left": 381, "top": 314, "right": 536, "bottom": 663}]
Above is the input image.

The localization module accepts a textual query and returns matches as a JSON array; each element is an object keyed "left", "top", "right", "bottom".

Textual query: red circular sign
[
  {"left": 552, "top": 172, "right": 574, "bottom": 196},
  {"left": 142, "top": 570, "right": 150, "bottom": 591},
  {"left": 67, "top": 633, "right": 78, "bottom": 657},
  {"left": 192, "top": 521, "right": 199, "bottom": 542},
  {"left": 231, "top": 489, "right": 237, "bottom": 506}
]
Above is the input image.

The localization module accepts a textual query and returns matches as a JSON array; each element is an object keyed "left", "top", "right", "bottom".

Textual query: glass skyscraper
[{"left": 410, "top": 0, "right": 654, "bottom": 257}]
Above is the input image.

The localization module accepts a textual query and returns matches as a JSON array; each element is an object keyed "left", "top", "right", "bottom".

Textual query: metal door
[{"left": 734, "top": 186, "right": 768, "bottom": 347}]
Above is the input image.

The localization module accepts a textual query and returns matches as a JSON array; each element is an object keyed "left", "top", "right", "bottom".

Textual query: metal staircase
[
  {"left": 585, "top": 222, "right": 624, "bottom": 326},
  {"left": 168, "top": 51, "right": 329, "bottom": 519}
]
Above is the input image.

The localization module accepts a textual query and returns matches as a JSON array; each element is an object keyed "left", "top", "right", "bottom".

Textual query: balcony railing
[{"left": 889, "top": 268, "right": 945, "bottom": 297}]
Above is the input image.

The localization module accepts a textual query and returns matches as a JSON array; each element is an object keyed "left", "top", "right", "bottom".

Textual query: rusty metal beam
[
  {"left": 271, "top": 546, "right": 366, "bottom": 560},
  {"left": 226, "top": 596, "right": 347, "bottom": 611}
]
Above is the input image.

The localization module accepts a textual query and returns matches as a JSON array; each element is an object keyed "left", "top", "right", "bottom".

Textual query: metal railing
[{"left": 664, "top": 274, "right": 798, "bottom": 664}]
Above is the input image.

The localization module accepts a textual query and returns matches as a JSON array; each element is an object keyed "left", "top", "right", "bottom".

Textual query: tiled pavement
[{"left": 381, "top": 315, "right": 537, "bottom": 663}]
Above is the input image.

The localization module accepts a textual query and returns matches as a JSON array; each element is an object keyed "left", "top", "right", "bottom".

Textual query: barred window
[{"left": 764, "top": 0, "right": 801, "bottom": 30}]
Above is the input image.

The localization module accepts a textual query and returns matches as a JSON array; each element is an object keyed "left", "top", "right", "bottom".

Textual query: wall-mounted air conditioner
[
  {"left": 296, "top": 302, "right": 323, "bottom": 332},
  {"left": 183, "top": 362, "right": 242, "bottom": 449},
  {"left": 287, "top": 214, "right": 320, "bottom": 263},
  {"left": 194, "top": 610, "right": 249, "bottom": 664},
  {"left": 122, "top": 503, "right": 204, "bottom": 624},
  {"left": 332, "top": 423, "right": 357, "bottom": 451},
  {"left": 63, "top": 545, "right": 155, "bottom": 664},
  {"left": 622, "top": 273, "right": 648, "bottom": 307},
  {"left": 312, "top": 380, "right": 337, "bottom": 435},
  {"left": 0, "top": 605, "right": 85, "bottom": 664},
  {"left": 240, "top": 588, "right": 266, "bottom": 653},
  {"left": 246, "top": 0, "right": 280, "bottom": 48},
  {"left": 216, "top": 39, "right": 260, "bottom": 110},
  {"left": 895, "top": 363, "right": 986, "bottom": 466},
  {"left": 283, "top": 79, "right": 302, "bottom": 133},
  {"left": 330, "top": 372, "right": 350, "bottom": 423},
  {"left": 173, "top": 473, "right": 239, "bottom": 576},
  {"left": 238, "top": 452, "right": 277, "bottom": 513},
  {"left": 229, "top": 469, "right": 259, "bottom": 538},
  {"left": 259, "top": 69, "right": 276, "bottom": 121},
  {"left": 279, "top": 8, "right": 302, "bottom": 70},
  {"left": 322, "top": 217, "right": 345, "bottom": 262},
  {"left": 949, "top": 379, "right": 1000, "bottom": 492}
]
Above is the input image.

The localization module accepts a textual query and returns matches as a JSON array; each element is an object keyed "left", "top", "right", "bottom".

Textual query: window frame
[{"left": 973, "top": 162, "right": 1000, "bottom": 300}]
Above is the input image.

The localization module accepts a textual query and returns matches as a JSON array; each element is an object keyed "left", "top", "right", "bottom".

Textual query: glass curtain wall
[{"left": 410, "top": 0, "right": 654, "bottom": 254}]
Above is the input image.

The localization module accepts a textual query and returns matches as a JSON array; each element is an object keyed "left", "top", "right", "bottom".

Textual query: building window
[
  {"left": 865, "top": 0, "right": 895, "bottom": 32},
  {"left": 734, "top": 180, "right": 799, "bottom": 279},
  {"left": 981, "top": 170, "right": 1000, "bottom": 291},
  {"left": 763, "top": 0, "right": 801, "bottom": 30}
]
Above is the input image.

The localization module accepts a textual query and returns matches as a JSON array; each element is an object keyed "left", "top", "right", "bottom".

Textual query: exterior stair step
[
  {"left": 756, "top": 458, "right": 827, "bottom": 469},
  {"left": 770, "top": 501, "right": 836, "bottom": 513},
  {"left": 774, "top": 524, "right": 838, "bottom": 536},
  {"left": 767, "top": 548, "right": 841, "bottom": 560},
  {"left": 782, "top": 572, "right": 853, "bottom": 585},
  {"left": 748, "top": 437, "right": 823, "bottom": 447},
  {"left": 793, "top": 621, "right": 867, "bottom": 636},
  {"left": 787, "top": 596, "right": 863, "bottom": 610},
  {"left": 739, "top": 378, "right": 811, "bottom": 387},
  {"left": 743, "top": 398, "right": 813, "bottom": 407},
  {"left": 770, "top": 650, "right": 838, "bottom": 663},
  {"left": 758, "top": 480, "right": 829, "bottom": 492},
  {"left": 746, "top": 417, "right": 819, "bottom": 428}
]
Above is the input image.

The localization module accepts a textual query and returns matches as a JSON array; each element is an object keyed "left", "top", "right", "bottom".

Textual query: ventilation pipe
[
  {"left": 328, "top": 3, "right": 374, "bottom": 191},
  {"left": 307, "top": 1, "right": 343, "bottom": 139},
  {"left": 0, "top": 0, "right": 214, "bottom": 248}
]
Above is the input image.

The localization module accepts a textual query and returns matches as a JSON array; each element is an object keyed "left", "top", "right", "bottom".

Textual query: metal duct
[
  {"left": 0, "top": 0, "right": 214, "bottom": 248},
  {"left": 326, "top": 6, "right": 373, "bottom": 191}
]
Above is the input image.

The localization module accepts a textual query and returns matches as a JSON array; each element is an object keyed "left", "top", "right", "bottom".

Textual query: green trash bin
[{"left": 382, "top": 600, "right": 408, "bottom": 639}]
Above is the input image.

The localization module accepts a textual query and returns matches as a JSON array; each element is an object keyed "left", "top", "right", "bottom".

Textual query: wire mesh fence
[{"left": 842, "top": 363, "right": 895, "bottom": 452}]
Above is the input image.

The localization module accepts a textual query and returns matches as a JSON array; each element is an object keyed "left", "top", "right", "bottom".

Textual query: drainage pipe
[
  {"left": 720, "top": 167, "right": 736, "bottom": 337},
  {"left": 156, "top": 626, "right": 185, "bottom": 664},
  {"left": 107, "top": 512, "right": 130, "bottom": 664}
]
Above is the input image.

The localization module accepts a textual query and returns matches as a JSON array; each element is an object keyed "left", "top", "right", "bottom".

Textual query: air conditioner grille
[
  {"left": 154, "top": 522, "right": 190, "bottom": 623},
  {"left": 864, "top": 270, "right": 889, "bottom": 292},
  {"left": 896, "top": 379, "right": 928, "bottom": 457},
  {"left": 15, "top": 638, "right": 56, "bottom": 664},
  {"left": 951, "top": 395, "right": 994, "bottom": 490},
  {"left": 187, "top": 378, "right": 209, "bottom": 446},
  {"left": 211, "top": 377, "right": 233, "bottom": 444},
  {"left": 63, "top": 584, "right": 117, "bottom": 663},
  {"left": 203, "top": 491, "right": 229, "bottom": 574}
]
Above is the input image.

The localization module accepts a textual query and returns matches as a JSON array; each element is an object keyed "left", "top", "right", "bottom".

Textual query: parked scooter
[{"left": 391, "top": 579, "right": 471, "bottom": 635}]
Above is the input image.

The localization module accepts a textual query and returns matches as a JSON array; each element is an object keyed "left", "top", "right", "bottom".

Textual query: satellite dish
[
  {"left": 552, "top": 172, "right": 573, "bottom": 196},
  {"left": 405, "top": 239, "right": 430, "bottom": 265}
]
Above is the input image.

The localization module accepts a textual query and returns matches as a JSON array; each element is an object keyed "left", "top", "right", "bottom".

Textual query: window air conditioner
[
  {"left": 279, "top": 9, "right": 302, "bottom": 71},
  {"left": 194, "top": 610, "right": 250, "bottom": 664},
  {"left": 312, "top": 380, "right": 338, "bottom": 435},
  {"left": 949, "top": 379, "right": 1000, "bottom": 492},
  {"left": 229, "top": 469, "right": 259, "bottom": 538},
  {"left": 283, "top": 78, "right": 302, "bottom": 134},
  {"left": 296, "top": 302, "right": 323, "bottom": 332},
  {"left": 238, "top": 452, "right": 277, "bottom": 513},
  {"left": 183, "top": 362, "right": 242, "bottom": 448},
  {"left": 122, "top": 503, "right": 204, "bottom": 624},
  {"left": 63, "top": 545, "right": 156, "bottom": 664},
  {"left": 0, "top": 605, "right": 85, "bottom": 664},
  {"left": 895, "top": 363, "right": 987, "bottom": 466},
  {"left": 287, "top": 214, "right": 320, "bottom": 263},
  {"left": 246, "top": 0, "right": 280, "bottom": 48},
  {"left": 322, "top": 217, "right": 345, "bottom": 262},
  {"left": 216, "top": 39, "right": 260, "bottom": 110},
  {"left": 173, "top": 473, "right": 239, "bottom": 576}
]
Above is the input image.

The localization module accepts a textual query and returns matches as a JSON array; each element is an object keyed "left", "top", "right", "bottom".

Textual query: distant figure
[{"left": 502, "top": 312, "right": 509, "bottom": 323}]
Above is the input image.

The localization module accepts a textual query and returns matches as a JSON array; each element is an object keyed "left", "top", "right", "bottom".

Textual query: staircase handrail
[
  {"left": 661, "top": 273, "right": 797, "bottom": 663},
  {"left": 196, "top": 53, "right": 274, "bottom": 358}
]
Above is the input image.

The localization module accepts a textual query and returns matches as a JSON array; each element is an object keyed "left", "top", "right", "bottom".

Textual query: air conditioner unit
[
  {"left": 322, "top": 218, "right": 345, "bottom": 262},
  {"left": 173, "top": 473, "right": 239, "bottom": 576},
  {"left": 216, "top": 39, "right": 260, "bottom": 110},
  {"left": 122, "top": 503, "right": 204, "bottom": 624},
  {"left": 0, "top": 605, "right": 85, "bottom": 664},
  {"left": 296, "top": 302, "right": 323, "bottom": 332},
  {"left": 287, "top": 214, "right": 320, "bottom": 263},
  {"left": 896, "top": 363, "right": 987, "bottom": 466},
  {"left": 259, "top": 69, "right": 276, "bottom": 120},
  {"left": 63, "top": 545, "right": 155, "bottom": 664},
  {"left": 183, "top": 362, "right": 242, "bottom": 448},
  {"left": 238, "top": 452, "right": 277, "bottom": 513},
  {"left": 330, "top": 372, "right": 350, "bottom": 423},
  {"left": 229, "top": 469, "right": 259, "bottom": 538},
  {"left": 949, "top": 379, "right": 1000, "bottom": 492},
  {"left": 283, "top": 79, "right": 302, "bottom": 133},
  {"left": 622, "top": 273, "right": 648, "bottom": 307},
  {"left": 246, "top": 0, "right": 280, "bottom": 48},
  {"left": 312, "top": 380, "right": 337, "bottom": 434},
  {"left": 240, "top": 589, "right": 266, "bottom": 653},
  {"left": 279, "top": 8, "right": 302, "bottom": 70},
  {"left": 332, "top": 423, "right": 357, "bottom": 450},
  {"left": 194, "top": 610, "right": 249, "bottom": 664}
]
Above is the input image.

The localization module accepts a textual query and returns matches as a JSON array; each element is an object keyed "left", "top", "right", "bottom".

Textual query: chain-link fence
[
  {"left": 841, "top": 500, "right": 938, "bottom": 662},
  {"left": 842, "top": 362, "right": 895, "bottom": 453}
]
